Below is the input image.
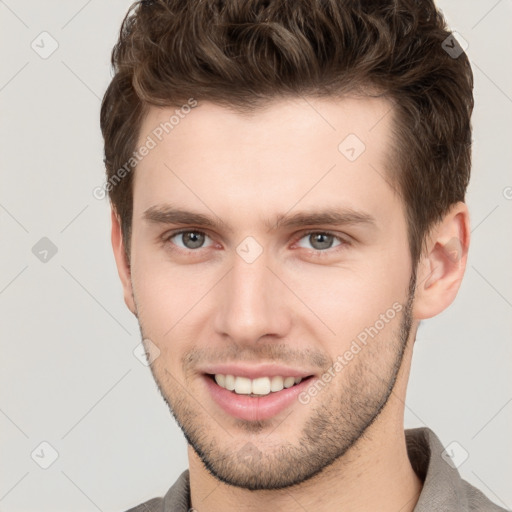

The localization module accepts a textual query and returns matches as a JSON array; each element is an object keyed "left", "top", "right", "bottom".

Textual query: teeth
[
  {"left": 234, "top": 376, "right": 252, "bottom": 394},
  {"left": 252, "top": 377, "right": 271, "bottom": 395},
  {"left": 224, "top": 374, "right": 236, "bottom": 391},
  {"left": 283, "top": 376, "right": 295, "bottom": 388},
  {"left": 270, "top": 376, "right": 284, "bottom": 392},
  {"left": 213, "top": 374, "right": 304, "bottom": 396}
]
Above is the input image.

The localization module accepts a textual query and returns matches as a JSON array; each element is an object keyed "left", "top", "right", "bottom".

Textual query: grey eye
[
  {"left": 297, "top": 233, "right": 341, "bottom": 251},
  {"left": 171, "top": 231, "right": 210, "bottom": 249}
]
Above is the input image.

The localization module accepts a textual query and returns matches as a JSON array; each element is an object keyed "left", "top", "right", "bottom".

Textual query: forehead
[
  {"left": 138, "top": 95, "right": 394, "bottom": 160},
  {"left": 133, "top": 96, "right": 400, "bottom": 226}
]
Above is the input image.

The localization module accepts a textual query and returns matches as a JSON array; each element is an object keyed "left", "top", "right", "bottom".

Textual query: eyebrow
[
  {"left": 142, "top": 205, "right": 376, "bottom": 232},
  {"left": 143, "top": 205, "right": 232, "bottom": 232},
  {"left": 270, "top": 209, "right": 376, "bottom": 231}
]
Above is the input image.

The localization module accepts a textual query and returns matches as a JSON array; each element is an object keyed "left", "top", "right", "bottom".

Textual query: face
[{"left": 125, "top": 96, "right": 416, "bottom": 490}]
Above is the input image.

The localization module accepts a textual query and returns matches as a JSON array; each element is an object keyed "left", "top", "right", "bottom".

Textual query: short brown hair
[{"left": 100, "top": 0, "right": 473, "bottom": 265}]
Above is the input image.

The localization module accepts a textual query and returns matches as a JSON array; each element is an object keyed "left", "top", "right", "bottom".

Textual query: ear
[
  {"left": 111, "top": 207, "right": 137, "bottom": 316},
  {"left": 413, "top": 202, "right": 470, "bottom": 320}
]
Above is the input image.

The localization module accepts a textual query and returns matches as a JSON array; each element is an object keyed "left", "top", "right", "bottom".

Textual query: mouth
[
  {"left": 202, "top": 372, "right": 316, "bottom": 421},
  {"left": 206, "top": 373, "right": 312, "bottom": 396}
]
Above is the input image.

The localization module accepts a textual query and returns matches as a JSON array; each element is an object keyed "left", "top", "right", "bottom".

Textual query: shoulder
[
  {"left": 122, "top": 470, "right": 190, "bottom": 512},
  {"left": 124, "top": 497, "right": 163, "bottom": 512},
  {"left": 461, "top": 480, "right": 508, "bottom": 512},
  {"left": 405, "top": 428, "right": 508, "bottom": 512}
]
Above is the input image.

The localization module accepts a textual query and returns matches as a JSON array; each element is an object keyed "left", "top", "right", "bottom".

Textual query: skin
[{"left": 111, "top": 96, "right": 470, "bottom": 512}]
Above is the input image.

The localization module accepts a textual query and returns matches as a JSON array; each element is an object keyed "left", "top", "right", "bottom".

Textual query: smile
[
  {"left": 203, "top": 373, "right": 316, "bottom": 421},
  {"left": 212, "top": 374, "right": 304, "bottom": 396}
]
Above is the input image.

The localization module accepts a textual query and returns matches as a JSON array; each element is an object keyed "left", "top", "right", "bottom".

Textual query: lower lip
[{"left": 203, "top": 375, "right": 314, "bottom": 422}]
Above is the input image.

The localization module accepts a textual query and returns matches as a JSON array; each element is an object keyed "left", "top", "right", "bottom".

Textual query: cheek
[
  {"left": 282, "top": 258, "right": 410, "bottom": 344},
  {"left": 131, "top": 248, "right": 217, "bottom": 344}
]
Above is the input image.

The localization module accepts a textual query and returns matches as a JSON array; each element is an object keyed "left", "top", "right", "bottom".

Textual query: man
[{"left": 100, "top": 0, "right": 505, "bottom": 510}]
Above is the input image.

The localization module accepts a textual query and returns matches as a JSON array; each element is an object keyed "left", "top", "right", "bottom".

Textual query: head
[{"left": 102, "top": 0, "right": 473, "bottom": 490}]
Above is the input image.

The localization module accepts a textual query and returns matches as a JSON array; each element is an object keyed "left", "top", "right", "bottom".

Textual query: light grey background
[{"left": 0, "top": 1, "right": 511, "bottom": 511}]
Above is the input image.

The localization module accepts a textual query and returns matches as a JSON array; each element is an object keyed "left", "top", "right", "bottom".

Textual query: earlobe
[
  {"left": 413, "top": 202, "right": 470, "bottom": 320},
  {"left": 110, "top": 208, "right": 137, "bottom": 316}
]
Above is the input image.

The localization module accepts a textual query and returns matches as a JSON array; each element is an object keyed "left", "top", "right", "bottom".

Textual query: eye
[
  {"left": 296, "top": 231, "right": 343, "bottom": 251},
  {"left": 167, "top": 230, "right": 214, "bottom": 250}
]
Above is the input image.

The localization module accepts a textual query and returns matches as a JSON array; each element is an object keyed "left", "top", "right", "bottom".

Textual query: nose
[{"left": 213, "top": 252, "right": 292, "bottom": 345}]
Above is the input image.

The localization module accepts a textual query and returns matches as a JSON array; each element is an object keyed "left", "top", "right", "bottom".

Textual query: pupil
[
  {"left": 310, "top": 233, "right": 332, "bottom": 250},
  {"left": 184, "top": 232, "right": 204, "bottom": 249}
]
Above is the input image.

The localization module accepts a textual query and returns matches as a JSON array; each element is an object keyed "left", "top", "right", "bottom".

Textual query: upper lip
[{"left": 200, "top": 363, "right": 316, "bottom": 380}]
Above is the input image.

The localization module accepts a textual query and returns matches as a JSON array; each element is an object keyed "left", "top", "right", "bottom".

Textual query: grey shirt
[{"left": 126, "top": 427, "right": 507, "bottom": 511}]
